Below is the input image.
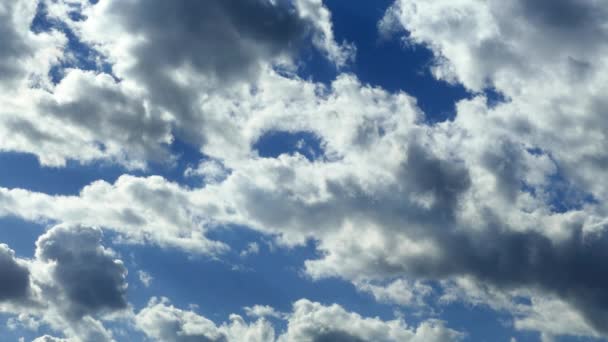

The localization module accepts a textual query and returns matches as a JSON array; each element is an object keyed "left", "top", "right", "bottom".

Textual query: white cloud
[
  {"left": 244, "top": 305, "right": 283, "bottom": 319},
  {"left": 135, "top": 297, "right": 275, "bottom": 342},
  {"left": 135, "top": 298, "right": 463, "bottom": 342},
  {"left": 137, "top": 271, "right": 153, "bottom": 288},
  {"left": 240, "top": 242, "right": 261, "bottom": 258},
  {"left": 279, "top": 299, "right": 463, "bottom": 342},
  {"left": 1, "top": 0, "right": 608, "bottom": 339},
  {"left": 0, "top": 175, "right": 228, "bottom": 254},
  {"left": 356, "top": 278, "right": 433, "bottom": 307}
]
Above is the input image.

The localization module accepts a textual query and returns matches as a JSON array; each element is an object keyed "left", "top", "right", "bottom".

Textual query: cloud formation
[
  {"left": 0, "top": 225, "right": 129, "bottom": 342},
  {"left": 135, "top": 298, "right": 463, "bottom": 342},
  {"left": 1, "top": 0, "right": 608, "bottom": 340}
]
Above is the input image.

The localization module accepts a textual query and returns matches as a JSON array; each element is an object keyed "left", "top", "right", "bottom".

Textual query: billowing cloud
[
  {"left": 0, "top": 0, "right": 351, "bottom": 167},
  {"left": 135, "top": 298, "right": 463, "bottom": 342},
  {"left": 1, "top": 0, "right": 608, "bottom": 340},
  {"left": 278, "top": 299, "right": 463, "bottom": 342},
  {"left": 0, "top": 244, "right": 30, "bottom": 302},
  {"left": 0, "top": 0, "right": 64, "bottom": 88},
  {"left": 0, "top": 175, "right": 228, "bottom": 254},
  {"left": 35, "top": 225, "right": 128, "bottom": 320},
  {"left": 135, "top": 297, "right": 274, "bottom": 342},
  {"left": 0, "top": 225, "right": 129, "bottom": 342}
]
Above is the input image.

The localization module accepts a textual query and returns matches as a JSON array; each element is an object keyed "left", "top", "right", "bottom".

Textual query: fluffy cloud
[
  {"left": 0, "top": 175, "right": 228, "bottom": 254},
  {"left": 0, "top": 225, "right": 129, "bottom": 342},
  {"left": 34, "top": 225, "right": 128, "bottom": 320},
  {"left": 1, "top": 69, "right": 173, "bottom": 168},
  {"left": 0, "top": 244, "right": 31, "bottom": 302},
  {"left": 2, "top": 0, "right": 608, "bottom": 340},
  {"left": 0, "top": 0, "right": 64, "bottom": 89},
  {"left": 0, "top": 0, "right": 351, "bottom": 167},
  {"left": 135, "top": 297, "right": 275, "bottom": 342},
  {"left": 278, "top": 299, "right": 463, "bottom": 342},
  {"left": 135, "top": 298, "right": 463, "bottom": 342},
  {"left": 382, "top": 0, "right": 608, "bottom": 201}
]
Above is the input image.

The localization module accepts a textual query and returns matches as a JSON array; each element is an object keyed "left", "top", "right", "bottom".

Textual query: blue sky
[{"left": 1, "top": 0, "right": 608, "bottom": 341}]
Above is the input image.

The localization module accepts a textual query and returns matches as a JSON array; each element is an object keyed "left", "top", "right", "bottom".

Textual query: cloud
[
  {"left": 1, "top": 69, "right": 174, "bottom": 168},
  {"left": 35, "top": 225, "right": 128, "bottom": 320},
  {"left": 279, "top": 299, "right": 463, "bottom": 342},
  {"left": 135, "top": 298, "right": 463, "bottom": 342},
  {"left": 138, "top": 270, "right": 153, "bottom": 288},
  {"left": 0, "top": 225, "right": 130, "bottom": 342},
  {"left": 0, "top": 244, "right": 31, "bottom": 302},
  {"left": 382, "top": 0, "right": 608, "bottom": 202},
  {"left": 0, "top": 0, "right": 351, "bottom": 167},
  {"left": 240, "top": 242, "right": 260, "bottom": 258},
  {"left": 0, "top": 0, "right": 64, "bottom": 88},
  {"left": 135, "top": 297, "right": 274, "bottom": 342},
  {"left": 71, "top": 0, "right": 352, "bottom": 150},
  {"left": 1, "top": 0, "right": 608, "bottom": 339},
  {"left": 244, "top": 305, "right": 284, "bottom": 319},
  {"left": 0, "top": 175, "right": 228, "bottom": 254},
  {"left": 355, "top": 278, "right": 433, "bottom": 307},
  {"left": 32, "top": 336, "right": 70, "bottom": 342}
]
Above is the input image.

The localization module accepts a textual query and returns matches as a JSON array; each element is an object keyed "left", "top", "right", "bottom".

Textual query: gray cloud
[
  {"left": 0, "top": 244, "right": 30, "bottom": 302},
  {"left": 35, "top": 225, "right": 128, "bottom": 320},
  {"left": 0, "top": 0, "right": 31, "bottom": 83},
  {"left": 77, "top": 0, "right": 335, "bottom": 146},
  {"left": 114, "top": 0, "right": 308, "bottom": 82}
]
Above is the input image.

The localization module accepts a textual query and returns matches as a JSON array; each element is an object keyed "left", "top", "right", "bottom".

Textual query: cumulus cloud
[
  {"left": 137, "top": 270, "right": 153, "bottom": 288},
  {"left": 135, "top": 298, "right": 463, "bottom": 342},
  {"left": 382, "top": 0, "right": 608, "bottom": 200},
  {"left": 1, "top": 0, "right": 608, "bottom": 340},
  {"left": 0, "top": 175, "right": 228, "bottom": 254},
  {"left": 244, "top": 305, "right": 284, "bottom": 319},
  {"left": 0, "top": 0, "right": 64, "bottom": 88},
  {"left": 135, "top": 297, "right": 274, "bottom": 342},
  {"left": 34, "top": 225, "right": 128, "bottom": 319},
  {"left": 0, "top": 244, "right": 31, "bottom": 302},
  {"left": 278, "top": 299, "right": 463, "bottom": 342},
  {"left": 0, "top": 0, "right": 351, "bottom": 167},
  {"left": 355, "top": 278, "right": 433, "bottom": 307},
  {"left": 0, "top": 225, "right": 130, "bottom": 342}
]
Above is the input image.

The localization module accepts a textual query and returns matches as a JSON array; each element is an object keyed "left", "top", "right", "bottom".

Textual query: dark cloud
[
  {"left": 89, "top": 0, "right": 317, "bottom": 144},
  {"left": 518, "top": 0, "right": 605, "bottom": 31},
  {"left": 429, "top": 220, "right": 608, "bottom": 335},
  {"left": 114, "top": 0, "right": 307, "bottom": 82},
  {"left": 37, "top": 71, "right": 173, "bottom": 164},
  {"left": 0, "top": 244, "right": 30, "bottom": 301},
  {"left": 35, "top": 225, "right": 128, "bottom": 319}
]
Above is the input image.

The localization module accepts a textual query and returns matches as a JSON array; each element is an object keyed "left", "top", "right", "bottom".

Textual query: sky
[{"left": 0, "top": 0, "right": 607, "bottom": 341}]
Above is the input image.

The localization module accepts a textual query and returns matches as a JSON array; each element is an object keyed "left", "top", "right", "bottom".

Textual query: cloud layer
[{"left": 1, "top": 0, "right": 608, "bottom": 340}]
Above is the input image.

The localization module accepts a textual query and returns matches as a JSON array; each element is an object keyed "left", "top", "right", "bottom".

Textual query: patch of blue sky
[
  {"left": 31, "top": 1, "right": 113, "bottom": 84},
  {"left": 0, "top": 217, "right": 45, "bottom": 258},
  {"left": 297, "top": 0, "right": 469, "bottom": 123},
  {"left": 522, "top": 148, "right": 598, "bottom": 213},
  {"left": 253, "top": 130, "right": 325, "bottom": 162},
  {"left": 0, "top": 312, "right": 55, "bottom": 342}
]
